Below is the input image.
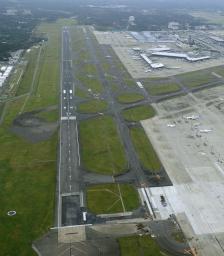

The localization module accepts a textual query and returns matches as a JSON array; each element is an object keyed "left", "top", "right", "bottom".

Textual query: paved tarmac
[{"left": 57, "top": 27, "right": 83, "bottom": 227}]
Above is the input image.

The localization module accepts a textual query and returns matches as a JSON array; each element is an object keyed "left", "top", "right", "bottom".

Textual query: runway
[{"left": 57, "top": 27, "right": 83, "bottom": 227}]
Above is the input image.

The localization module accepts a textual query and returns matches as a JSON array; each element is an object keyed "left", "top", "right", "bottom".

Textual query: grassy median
[
  {"left": 78, "top": 99, "right": 107, "bottom": 113},
  {"left": 123, "top": 105, "right": 155, "bottom": 122},
  {"left": 147, "top": 83, "right": 180, "bottom": 96},
  {"left": 79, "top": 115, "right": 127, "bottom": 175},
  {"left": 130, "top": 127, "right": 162, "bottom": 172},
  {"left": 87, "top": 183, "right": 139, "bottom": 214},
  {"left": 176, "top": 69, "right": 218, "bottom": 88},
  {"left": 117, "top": 93, "right": 144, "bottom": 104}
]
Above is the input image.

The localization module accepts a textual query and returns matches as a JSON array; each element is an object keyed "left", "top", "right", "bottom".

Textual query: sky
[{"left": 5, "top": 0, "right": 224, "bottom": 9}]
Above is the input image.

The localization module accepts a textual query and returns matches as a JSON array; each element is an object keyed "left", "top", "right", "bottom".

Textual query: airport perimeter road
[{"left": 56, "top": 27, "right": 83, "bottom": 227}]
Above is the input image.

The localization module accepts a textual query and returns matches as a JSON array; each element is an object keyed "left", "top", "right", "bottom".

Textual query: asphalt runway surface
[{"left": 57, "top": 27, "right": 83, "bottom": 227}]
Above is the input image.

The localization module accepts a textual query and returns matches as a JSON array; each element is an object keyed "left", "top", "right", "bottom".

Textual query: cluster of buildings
[
  {"left": 0, "top": 50, "right": 23, "bottom": 88},
  {"left": 133, "top": 47, "right": 210, "bottom": 70},
  {"left": 130, "top": 31, "right": 213, "bottom": 70},
  {"left": 0, "top": 66, "right": 13, "bottom": 87},
  {"left": 130, "top": 31, "right": 177, "bottom": 43}
]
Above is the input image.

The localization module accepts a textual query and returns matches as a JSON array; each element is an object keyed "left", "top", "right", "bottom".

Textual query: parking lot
[{"left": 142, "top": 85, "right": 224, "bottom": 256}]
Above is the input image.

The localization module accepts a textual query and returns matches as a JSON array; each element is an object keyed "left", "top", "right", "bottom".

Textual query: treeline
[
  {"left": 76, "top": 8, "right": 204, "bottom": 31},
  {"left": 0, "top": 0, "right": 207, "bottom": 59}
]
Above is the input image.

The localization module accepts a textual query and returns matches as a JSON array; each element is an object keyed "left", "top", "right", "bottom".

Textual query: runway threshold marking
[{"left": 61, "top": 116, "right": 76, "bottom": 120}]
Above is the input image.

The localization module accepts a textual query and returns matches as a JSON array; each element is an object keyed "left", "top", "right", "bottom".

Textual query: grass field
[
  {"left": 36, "top": 109, "right": 58, "bottom": 122},
  {"left": 81, "top": 63, "right": 97, "bottom": 75},
  {"left": 146, "top": 83, "right": 181, "bottom": 96},
  {"left": 71, "top": 27, "right": 104, "bottom": 94},
  {"left": 16, "top": 47, "right": 40, "bottom": 96},
  {"left": 117, "top": 93, "right": 144, "bottom": 104},
  {"left": 176, "top": 70, "right": 218, "bottom": 88},
  {"left": 24, "top": 20, "right": 63, "bottom": 111},
  {"left": 123, "top": 105, "right": 155, "bottom": 122},
  {"left": 130, "top": 127, "right": 162, "bottom": 172},
  {"left": 77, "top": 75, "right": 103, "bottom": 93},
  {"left": 190, "top": 11, "right": 224, "bottom": 25},
  {"left": 0, "top": 19, "right": 72, "bottom": 255},
  {"left": 79, "top": 115, "right": 127, "bottom": 175},
  {"left": 119, "top": 236, "right": 165, "bottom": 256},
  {"left": 75, "top": 87, "right": 89, "bottom": 98},
  {"left": 87, "top": 183, "right": 139, "bottom": 214},
  {"left": 211, "top": 65, "right": 224, "bottom": 77},
  {"left": 78, "top": 99, "right": 107, "bottom": 113}
]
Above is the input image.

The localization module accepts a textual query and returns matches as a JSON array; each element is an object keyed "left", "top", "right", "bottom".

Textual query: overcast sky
[{"left": 7, "top": 0, "right": 224, "bottom": 10}]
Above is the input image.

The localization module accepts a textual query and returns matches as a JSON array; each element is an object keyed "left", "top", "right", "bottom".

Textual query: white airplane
[
  {"left": 167, "top": 123, "right": 176, "bottom": 128},
  {"left": 199, "top": 129, "right": 213, "bottom": 133},
  {"left": 183, "top": 115, "right": 199, "bottom": 120}
]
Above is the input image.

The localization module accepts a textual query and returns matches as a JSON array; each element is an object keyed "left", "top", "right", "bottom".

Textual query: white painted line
[
  {"left": 215, "top": 162, "right": 224, "bottom": 177},
  {"left": 58, "top": 28, "right": 64, "bottom": 228},
  {"left": 61, "top": 116, "right": 76, "bottom": 120},
  {"left": 82, "top": 212, "right": 87, "bottom": 222},
  {"left": 140, "top": 188, "right": 154, "bottom": 217},
  {"left": 51, "top": 224, "right": 92, "bottom": 230},
  {"left": 80, "top": 191, "right": 84, "bottom": 207},
  {"left": 136, "top": 81, "right": 144, "bottom": 89},
  {"left": 75, "top": 122, "right": 81, "bottom": 166}
]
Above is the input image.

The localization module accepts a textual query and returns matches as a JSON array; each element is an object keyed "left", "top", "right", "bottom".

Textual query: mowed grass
[
  {"left": 24, "top": 20, "right": 63, "bottom": 111},
  {"left": 190, "top": 11, "right": 224, "bottom": 25},
  {"left": 117, "top": 93, "right": 144, "bottom": 104},
  {"left": 87, "top": 183, "right": 139, "bottom": 214},
  {"left": 78, "top": 99, "right": 107, "bottom": 113},
  {"left": 147, "top": 83, "right": 180, "bottom": 96},
  {"left": 36, "top": 109, "right": 58, "bottom": 122},
  {"left": 77, "top": 75, "right": 103, "bottom": 93},
  {"left": 0, "top": 19, "right": 73, "bottom": 255},
  {"left": 211, "top": 65, "right": 224, "bottom": 77},
  {"left": 176, "top": 70, "right": 218, "bottom": 88},
  {"left": 130, "top": 127, "right": 161, "bottom": 173},
  {"left": 79, "top": 115, "right": 127, "bottom": 175},
  {"left": 119, "top": 236, "right": 164, "bottom": 256},
  {"left": 123, "top": 105, "right": 155, "bottom": 122},
  {"left": 16, "top": 47, "right": 40, "bottom": 96},
  {"left": 0, "top": 98, "right": 57, "bottom": 256},
  {"left": 81, "top": 63, "right": 97, "bottom": 75},
  {"left": 75, "top": 87, "right": 89, "bottom": 98}
]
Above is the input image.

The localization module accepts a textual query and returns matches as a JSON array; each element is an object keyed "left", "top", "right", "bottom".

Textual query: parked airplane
[
  {"left": 199, "top": 129, "right": 213, "bottom": 133},
  {"left": 183, "top": 115, "right": 199, "bottom": 120},
  {"left": 167, "top": 123, "right": 176, "bottom": 127}
]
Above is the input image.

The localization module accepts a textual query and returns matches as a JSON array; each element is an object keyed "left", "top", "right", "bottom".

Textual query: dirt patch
[{"left": 11, "top": 109, "right": 58, "bottom": 143}]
